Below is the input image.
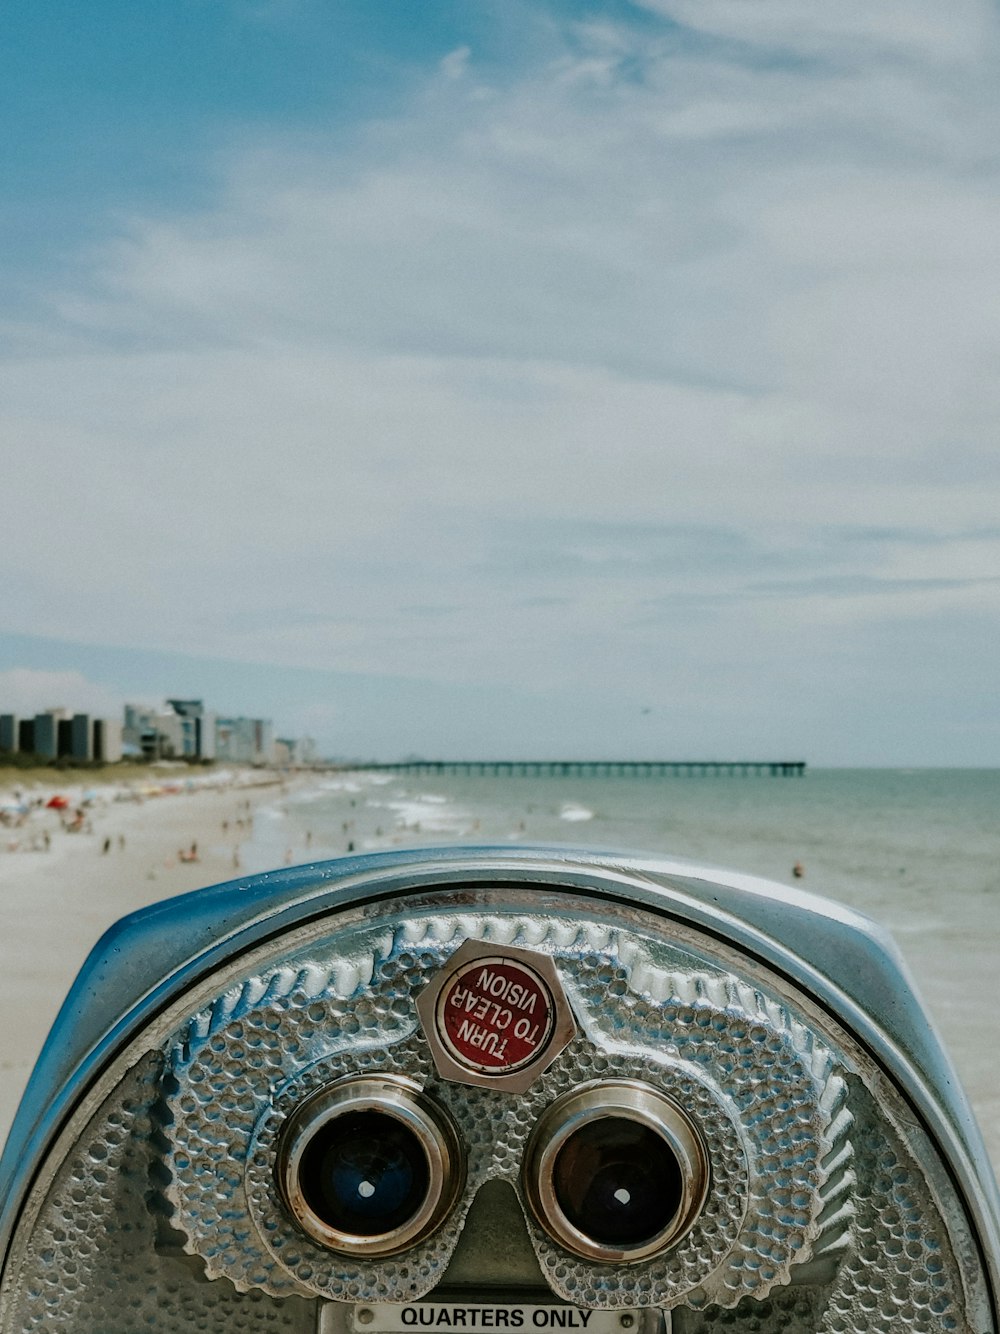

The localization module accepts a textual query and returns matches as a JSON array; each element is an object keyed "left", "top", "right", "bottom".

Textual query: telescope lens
[
  {"left": 278, "top": 1075, "right": 463, "bottom": 1255},
  {"left": 298, "top": 1110, "right": 430, "bottom": 1236},
  {"left": 523, "top": 1080, "right": 709, "bottom": 1261},
  {"left": 552, "top": 1116, "right": 683, "bottom": 1247}
]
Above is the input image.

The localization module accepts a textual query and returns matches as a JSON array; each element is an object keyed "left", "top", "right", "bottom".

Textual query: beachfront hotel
[
  {"left": 0, "top": 708, "right": 123, "bottom": 764},
  {"left": 122, "top": 700, "right": 276, "bottom": 764},
  {"left": 1, "top": 698, "right": 315, "bottom": 768}
]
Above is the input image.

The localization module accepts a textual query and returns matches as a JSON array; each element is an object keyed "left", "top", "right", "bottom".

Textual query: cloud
[
  {"left": 439, "top": 45, "right": 472, "bottom": 81},
  {"left": 637, "top": 0, "right": 997, "bottom": 68},
  {"left": 0, "top": 669, "right": 123, "bottom": 720},
  {"left": 1, "top": 1, "right": 999, "bottom": 758}
]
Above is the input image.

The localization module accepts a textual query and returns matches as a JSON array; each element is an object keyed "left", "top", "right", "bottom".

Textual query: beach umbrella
[{"left": 45, "top": 795, "right": 70, "bottom": 810}]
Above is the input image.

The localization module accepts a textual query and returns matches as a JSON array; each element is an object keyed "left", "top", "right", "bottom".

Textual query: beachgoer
[
  {"left": 102, "top": 837, "right": 111, "bottom": 855},
  {"left": 792, "top": 860, "right": 805, "bottom": 879}
]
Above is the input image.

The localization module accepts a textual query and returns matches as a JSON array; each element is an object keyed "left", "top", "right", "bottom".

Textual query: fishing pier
[{"left": 338, "top": 760, "right": 806, "bottom": 778}]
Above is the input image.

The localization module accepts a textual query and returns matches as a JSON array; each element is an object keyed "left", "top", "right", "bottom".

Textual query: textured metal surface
[
  {"left": 153, "top": 899, "right": 983, "bottom": 1326},
  {"left": 0, "top": 851, "right": 997, "bottom": 1333},
  {"left": 0, "top": 1054, "right": 315, "bottom": 1333},
  {"left": 2, "top": 846, "right": 997, "bottom": 1283},
  {"left": 163, "top": 913, "right": 758, "bottom": 1306}
]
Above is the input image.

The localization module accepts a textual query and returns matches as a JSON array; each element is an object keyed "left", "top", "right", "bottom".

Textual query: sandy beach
[
  {"left": 1, "top": 767, "right": 997, "bottom": 1190},
  {"left": 0, "top": 765, "right": 312, "bottom": 1150}
]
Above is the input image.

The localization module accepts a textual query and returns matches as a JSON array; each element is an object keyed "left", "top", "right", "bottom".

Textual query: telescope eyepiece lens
[
  {"left": 524, "top": 1080, "right": 709, "bottom": 1262},
  {"left": 278, "top": 1076, "right": 463, "bottom": 1256},
  {"left": 298, "top": 1110, "right": 430, "bottom": 1237},
  {"left": 552, "top": 1116, "right": 683, "bottom": 1247}
]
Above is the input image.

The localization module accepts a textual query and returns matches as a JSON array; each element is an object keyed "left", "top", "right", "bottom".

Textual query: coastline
[
  {"left": 0, "top": 765, "right": 313, "bottom": 1150},
  {"left": 1, "top": 766, "right": 997, "bottom": 1186}
]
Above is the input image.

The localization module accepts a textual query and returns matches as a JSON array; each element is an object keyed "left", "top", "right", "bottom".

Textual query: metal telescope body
[{"left": 0, "top": 845, "right": 996, "bottom": 1333}]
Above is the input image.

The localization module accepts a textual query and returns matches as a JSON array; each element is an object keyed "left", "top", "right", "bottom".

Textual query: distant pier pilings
[{"left": 336, "top": 759, "right": 806, "bottom": 778}]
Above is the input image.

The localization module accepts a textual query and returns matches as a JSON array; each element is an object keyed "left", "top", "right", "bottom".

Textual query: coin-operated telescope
[{"left": 0, "top": 846, "right": 997, "bottom": 1333}]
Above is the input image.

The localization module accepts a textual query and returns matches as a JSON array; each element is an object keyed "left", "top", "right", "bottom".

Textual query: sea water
[{"left": 245, "top": 767, "right": 1000, "bottom": 1173}]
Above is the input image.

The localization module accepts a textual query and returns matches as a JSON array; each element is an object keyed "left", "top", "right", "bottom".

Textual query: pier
[{"left": 336, "top": 760, "right": 806, "bottom": 778}]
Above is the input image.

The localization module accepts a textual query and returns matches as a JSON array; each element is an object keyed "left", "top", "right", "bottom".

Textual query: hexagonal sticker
[{"left": 416, "top": 939, "right": 576, "bottom": 1093}]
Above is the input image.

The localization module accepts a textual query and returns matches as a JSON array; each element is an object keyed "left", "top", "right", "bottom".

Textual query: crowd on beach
[
  {"left": 0, "top": 766, "right": 300, "bottom": 884},
  {"left": 1, "top": 791, "right": 98, "bottom": 847},
  {"left": 1, "top": 789, "right": 94, "bottom": 852},
  {"left": 3, "top": 772, "right": 196, "bottom": 847},
  {"left": 0, "top": 767, "right": 298, "bottom": 1151}
]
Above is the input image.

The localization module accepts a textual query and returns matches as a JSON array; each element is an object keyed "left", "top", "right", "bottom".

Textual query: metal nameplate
[{"left": 342, "top": 1304, "right": 650, "bottom": 1334}]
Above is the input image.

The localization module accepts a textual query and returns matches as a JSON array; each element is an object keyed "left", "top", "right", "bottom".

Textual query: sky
[{"left": 2, "top": 0, "right": 999, "bottom": 764}]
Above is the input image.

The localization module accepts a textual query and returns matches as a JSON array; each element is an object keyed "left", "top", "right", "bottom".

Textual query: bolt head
[{"left": 416, "top": 939, "right": 576, "bottom": 1093}]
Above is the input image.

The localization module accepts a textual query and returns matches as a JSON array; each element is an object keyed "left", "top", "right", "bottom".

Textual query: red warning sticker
[{"left": 436, "top": 955, "right": 556, "bottom": 1074}]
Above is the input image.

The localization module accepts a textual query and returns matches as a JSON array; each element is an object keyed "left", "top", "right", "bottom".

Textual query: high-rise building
[
  {"left": 93, "top": 718, "right": 123, "bottom": 763},
  {"left": 166, "top": 699, "right": 202, "bottom": 759},
  {"left": 2, "top": 695, "right": 298, "bottom": 766},
  {"left": 0, "top": 714, "right": 17, "bottom": 753},
  {"left": 165, "top": 700, "right": 217, "bottom": 760},
  {"left": 215, "top": 716, "right": 274, "bottom": 765},
  {"left": 33, "top": 713, "right": 61, "bottom": 760},
  {"left": 57, "top": 718, "right": 73, "bottom": 758},
  {"left": 274, "top": 736, "right": 318, "bottom": 767},
  {"left": 123, "top": 704, "right": 185, "bottom": 760},
  {"left": 70, "top": 713, "right": 92, "bottom": 761}
]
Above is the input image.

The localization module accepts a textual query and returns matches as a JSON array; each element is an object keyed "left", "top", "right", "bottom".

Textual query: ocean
[{"left": 243, "top": 767, "right": 1000, "bottom": 1173}]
